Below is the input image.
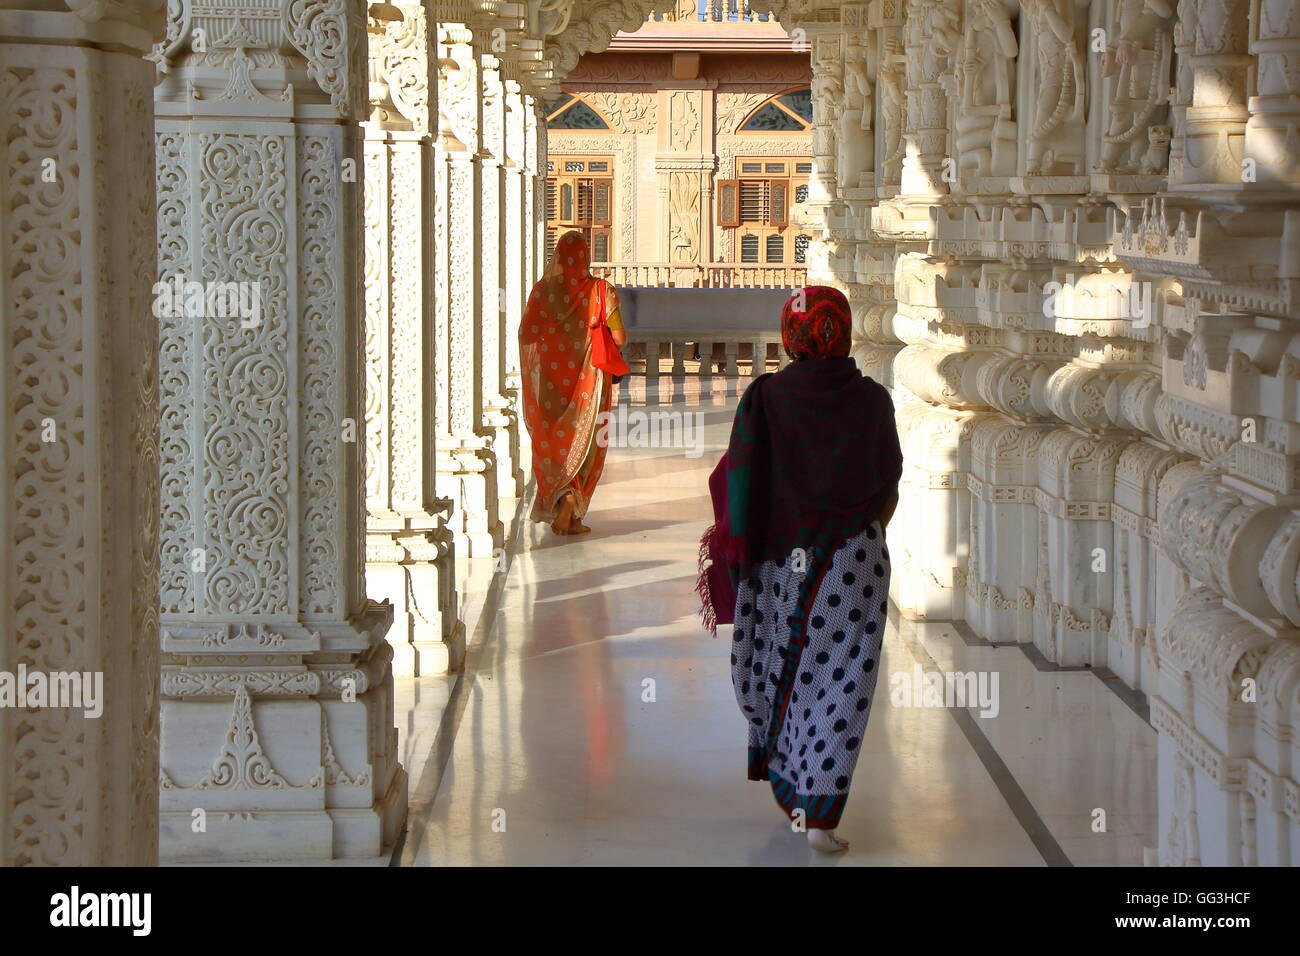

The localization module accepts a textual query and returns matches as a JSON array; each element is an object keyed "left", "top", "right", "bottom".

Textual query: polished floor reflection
[{"left": 399, "top": 376, "right": 1156, "bottom": 866}]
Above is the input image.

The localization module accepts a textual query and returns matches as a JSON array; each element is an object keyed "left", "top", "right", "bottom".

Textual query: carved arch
[
  {"left": 737, "top": 85, "right": 814, "bottom": 131},
  {"left": 545, "top": 92, "right": 613, "bottom": 129}
]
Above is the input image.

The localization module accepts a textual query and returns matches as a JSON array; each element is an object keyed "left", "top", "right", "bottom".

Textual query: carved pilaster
[
  {"left": 433, "top": 21, "right": 502, "bottom": 557},
  {"left": 364, "top": 1, "right": 464, "bottom": 677},
  {"left": 500, "top": 78, "right": 529, "bottom": 498},
  {"left": 478, "top": 52, "right": 520, "bottom": 510},
  {"left": 152, "top": 0, "right": 405, "bottom": 861},
  {"left": 0, "top": 0, "right": 163, "bottom": 866}
]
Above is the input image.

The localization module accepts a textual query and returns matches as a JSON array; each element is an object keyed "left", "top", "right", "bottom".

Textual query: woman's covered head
[
  {"left": 554, "top": 230, "right": 591, "bottom": 281},
  {"left": 780, "top": 286, "right": 852, "bottom": 360}
]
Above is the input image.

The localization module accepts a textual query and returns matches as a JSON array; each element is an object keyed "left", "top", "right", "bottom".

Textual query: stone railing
[
  {"left": 647, "top": 0, "right": 777, "bottom": 22},
  {"left": 623, "top": 332, "right": 789, "bottom": 379},
  {"left": 591, "top": 261, "right": 805, "bottom": 289}
]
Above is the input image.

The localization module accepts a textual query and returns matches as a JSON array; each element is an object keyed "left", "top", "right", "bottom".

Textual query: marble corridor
[
  {"left": 396, "top": 378, "right": 1157, "bottom": 866},
  {"left": 1, "top": 0, "right": 1298, "bottom": 867}
]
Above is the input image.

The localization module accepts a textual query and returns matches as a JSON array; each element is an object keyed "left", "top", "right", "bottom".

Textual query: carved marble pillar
[
  {"left": 477, "top": 52, "right": 520, "bottom": 510},
  {"left": 808, "top": 30, "right": 842, "bottom": 212},
  {"left": 364, "top": 1, "right": 464, "bottom": 677},
  {"left": 500, "top": 76, "right": 528, "bottom": 499},
  {"left": 0, "top": 0, "right": 161, "bottom": 866},
  {"left": 899, "top": 0, "right": 957, "bottom": 196},
  {"left": 433, "top": 21, "right": 502, "bottom": 557},
  {"left": 837, "top": 24, "right": 875, "bottom": 194},
  {"left": 1165, "top": 0, "right": 1196, "bottom": 184},
  {"left": 872, "top": 5, "right": 908, "bottom": 196},
  {"left": 529, "top": 92, "right": 547, "bottom": 286},
  {"left": 1246, "top": 0, "right": 1300, "bottom": 185},
  {"left": 153, "top": 0, "right": 404, "bottom": 861},
  {"left": 1180, "top": 0, "right": 1250, "bottom": 184},
  {"left": 515, "top": 90, "right": 543, "bottom": 476}
]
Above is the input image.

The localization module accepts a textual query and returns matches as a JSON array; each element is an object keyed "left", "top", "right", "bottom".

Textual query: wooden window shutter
[
  {"left": 559, "top": 180, "right": 575, "bottom": 224},
  {"left": 765, "top": 233, "right": 785, "bottom": 263},
  {"left": 592, "top": 178, "right": 613, "bottom": 227},
  {"left": 769, "top": 179, "right": 789, "bottom": 228},
  {"left": 717, "top": 179, "right": 740, "bottom": 228},
  {"left": 545, "top": 180, "right": 558, "bottom": 224},
  {"left": 575, "top": 178, "right": 595, "bottom": 224},
  {"left": 739, "top": 180, "right": 768, "bottom": 223}
]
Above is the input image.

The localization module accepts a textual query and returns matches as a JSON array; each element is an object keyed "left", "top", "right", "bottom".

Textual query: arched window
[
  {"left": 545, "top": 94, "right": 610, "bottom": 130},
  {"left": 739, "top": 88, "right": 813, "bottom": 132}
]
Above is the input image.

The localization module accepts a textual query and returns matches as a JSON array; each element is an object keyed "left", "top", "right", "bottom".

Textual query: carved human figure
[
  {"left": 844, "top": 32, "right": 874, "bottom": 130},
  {"left": 811, "top": 57, "right": 844, "bottom": 186},
  {"left": 905, "top": 0, "right": 960, "bottom": 89},
  {"left": 878, "top": 36, "right": 907, "bottom": 185},
  {"left": 839, "top": 32, "right": 875, "bottom": 188},
  {"left": 812, "top": 60, "right": 844, "bottom": 129},
  {"left": 1098, "top": 0, "right": 1175, "bottom": 172},
  {"left": 1023, "top": 0, "right": 1087, "bottom": 174},
  {"left": 952, "top": 0, "right": 1019, "bottom": 177}
]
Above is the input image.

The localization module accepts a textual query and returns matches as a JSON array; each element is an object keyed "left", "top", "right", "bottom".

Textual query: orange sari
[{"left": 520, "top": 231, "right": 620, "bottom": 523}]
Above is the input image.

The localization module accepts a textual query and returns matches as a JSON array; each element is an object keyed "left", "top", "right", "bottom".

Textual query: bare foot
[
  {"left": 808, "top": 829, "right": 849, "bottom": 854},
  {"left": 566, "top": 513, "right": 591, "bottom": 535},
  {"left": 551, "top": 494, "right": 577, "bottom": 536}
]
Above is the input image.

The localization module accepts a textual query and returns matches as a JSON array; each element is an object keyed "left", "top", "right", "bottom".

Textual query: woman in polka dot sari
[
  {"left": 697, "top": 286, "right": 902, "bottom": 853},
  {"left": 520, "top": 231, "right": 626, "bottom": 535}
]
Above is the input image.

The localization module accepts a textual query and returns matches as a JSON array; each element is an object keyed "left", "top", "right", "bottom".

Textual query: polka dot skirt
[{"left": 730, "top": 523, "right": 890, "bottom": 828}]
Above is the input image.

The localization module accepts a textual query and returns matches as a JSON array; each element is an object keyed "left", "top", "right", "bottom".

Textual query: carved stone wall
[
  {"left": 0, "top": 0, "right": 162, "bottom": 866},
  {"left": 849, "top": 0, "right": 1300, "bottom": 866},
  {"left": 151, "top": 0, "right": 404, "bottom": 862}
]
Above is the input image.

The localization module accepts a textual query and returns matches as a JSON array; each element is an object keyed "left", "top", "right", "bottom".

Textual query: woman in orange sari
[{"left": 519, "top": 231, "right": 627, "bottom": 535}]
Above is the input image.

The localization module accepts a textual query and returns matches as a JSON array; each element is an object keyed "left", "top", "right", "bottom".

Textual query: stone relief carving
[
  {"left": 950, "top": 0, "right": 1019, "bottom": 178},
  {"left": 669, "top": 171, "right": 702, "bottom": 262},
  {"left": 1097, "top": 0, "right": 1175, "bottom": 173},
  {"left": 716, "top": 90, "right": 770, "bottom": 134},
  {"left": 878, "top": 37, "right": 907, "bottom": 185},
  {"left": 669, "top": 89, "right": 700, "bottom": 152},
  {"left": 837, "top": 32, "right": 874, "bottom": 189},
  {"left": 377, "top": 1, "right": 431, "bottom": 132},
  {"left": 1023, "top": 0, "right": 1087, "bottom": 174},
  {"left": 582, "top": 90, "right": 657, "bottom": 133}
]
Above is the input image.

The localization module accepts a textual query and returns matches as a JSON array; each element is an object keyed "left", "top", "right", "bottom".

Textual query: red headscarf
[
  {"left": 780, "top": 285, "right": 853, "bottom": 360},
  {"left": 519, "top": 231, "right": 618, "bottom": 521}
]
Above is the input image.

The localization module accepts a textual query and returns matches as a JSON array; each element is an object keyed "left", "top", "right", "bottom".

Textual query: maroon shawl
[{"left": 696, "top": 287, "right": 902, "bottom": 635}]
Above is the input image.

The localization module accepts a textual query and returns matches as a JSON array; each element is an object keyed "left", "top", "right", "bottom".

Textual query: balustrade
[{"left": 591, "top": 261, "right": 806, "bottom": 289}]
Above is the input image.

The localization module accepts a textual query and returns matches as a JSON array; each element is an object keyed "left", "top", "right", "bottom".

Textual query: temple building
[
  {"left": 0, "top": 0, "right": 1297, "bottom": 868},
  {"left": 543, "top": 5, "right": 813, "bottom": 281}
]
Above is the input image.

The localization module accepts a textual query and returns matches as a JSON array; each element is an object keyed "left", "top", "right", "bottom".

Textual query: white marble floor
[{"left": 398, "top": 377, "right": 1157, "bottom": 866}]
